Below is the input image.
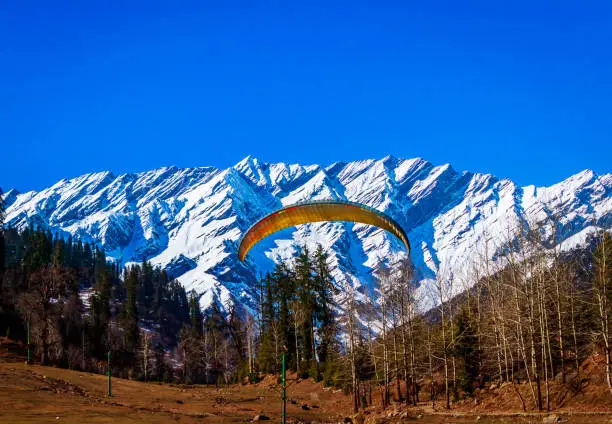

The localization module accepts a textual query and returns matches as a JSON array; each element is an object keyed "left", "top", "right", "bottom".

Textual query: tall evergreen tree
[
  {"left": 83, "top": 242, "right": 93, "bottom": 270},
  {"left": 313, "top": 244, "right": 337, "bottom": 364},
  {"left": 138, "top": 259, "right": 155, "bottom": 320},
  {"left": 273, "top": 261, "right": 297, "bottom": 369},
  {"left": 258, "top": 272, "right": 279, "bottom": 373},
  {"left": 294, "top": 246, "right": 314, "bottom": 367},
  {"left": 189, "top": 290, "right": 204, "bottom": 336},
  {"left": 454, "top": 306, "right": 480, "bottom": 395},
  {"left": 123, "top": 267, "right": 140, "bottom": 352}
]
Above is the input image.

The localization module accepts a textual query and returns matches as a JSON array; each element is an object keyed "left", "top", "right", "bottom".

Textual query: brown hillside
[
  {"left": 0, "top": 339, "right": 351, "bottom": 423},
  {"left": 2, "top": 338, "right": 612, "bottom": 423}
]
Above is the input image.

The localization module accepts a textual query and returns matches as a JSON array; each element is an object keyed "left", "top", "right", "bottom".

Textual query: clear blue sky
[{"left": 1, "top": 0, "right": 610, "bottom": 192}]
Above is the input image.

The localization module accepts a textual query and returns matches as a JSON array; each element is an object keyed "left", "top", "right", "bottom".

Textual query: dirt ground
[
  {"left": 2, "top": 338, "right": 611, "bottom": 424},
  {"left": 0, "top": 360, "right": 355, "bottom": 423},
  {"left": 3, "top": 361, "right": 612, "bottom": 424}
]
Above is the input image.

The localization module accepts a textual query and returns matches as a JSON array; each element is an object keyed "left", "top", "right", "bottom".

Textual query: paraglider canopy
[{"left": 238, "top": 200, "right": 410, "bottom": 261}]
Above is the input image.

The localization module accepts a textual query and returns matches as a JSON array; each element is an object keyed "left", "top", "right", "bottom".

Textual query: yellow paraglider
[{"left": 238, "top": 200, "right": 410, "bottom": 261}]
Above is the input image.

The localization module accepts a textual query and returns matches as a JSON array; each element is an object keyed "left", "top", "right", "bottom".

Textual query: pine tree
[
  {"left": 274, "top": 261, "right": 297, "bottom": 369},
  {"left": 454, "top": 305, "right": 479, "bottom": 395},
  {"left": 189, "top": 290, "right": 204, "bottom": 337},
  {"left": 83, "top": 242, "right": 93, "bottom": 270},
  {"left": 258, "top": 272, "right": 279, "bottom": 373},
  {"left": 89, "top": 252, "right": 111, "bottom": 358},
  {"left": 294, "top": 246, "right": 314, "bottom": 369},
  {"left": 313, "top": 244, "right": 337, "bottom": 365},
  {"left": 153, "top": 343, "right": 171, "bottom": 382},
  {"left": 94, "top": 253, "right": 111, "bottom": 319},
  {"left": 139, "top": 259, "right": 154, "bottom": 319},
  {"left": 74, "top": 239, "right": 83, "bottom": 269},
  {"left": 123, "top": 267, "right": 140, "bottom": 352},
  {"left": 24, "top": 228, "right": 52, "bottom": 272},
  {"left": 65, "top": 235, "right": 73, "bottom": 267}
]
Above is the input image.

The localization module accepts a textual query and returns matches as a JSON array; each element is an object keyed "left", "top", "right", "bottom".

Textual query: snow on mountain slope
[{"left": 3, "top": 157, "right": 611, "bottom": 311}]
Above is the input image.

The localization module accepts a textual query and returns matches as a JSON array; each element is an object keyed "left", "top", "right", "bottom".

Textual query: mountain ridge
[{"left": 3, "top": 157, "right": 611, "bottom": 311}]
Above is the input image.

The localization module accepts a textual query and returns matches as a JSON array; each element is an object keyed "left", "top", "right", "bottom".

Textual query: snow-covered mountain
[{"left": 3, "top": 156, "right": 611, "bottom": 311}]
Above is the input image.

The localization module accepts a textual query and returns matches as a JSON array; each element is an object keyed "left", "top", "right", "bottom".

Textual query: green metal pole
[
  {"left": 107, "top": 350, "right": 111, "bottom": 397},
  {"left": 282, "top": 351, "right": 286, "bottom": 424},
  {"left": 26, "top": 320, "right": 30, "bottom": 365}
]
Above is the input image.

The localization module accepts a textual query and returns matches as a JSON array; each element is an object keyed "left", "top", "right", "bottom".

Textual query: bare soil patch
[
  {"left": 0, "top": 356, "right": 350, "bottom": 423},
  {"left": 2, "top": 339, "right": 611, "bottom": 423}
]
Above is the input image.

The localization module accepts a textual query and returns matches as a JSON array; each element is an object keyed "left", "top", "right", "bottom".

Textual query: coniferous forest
[{"left": 1, "top": 186, "right": 611, "bottom": 413}]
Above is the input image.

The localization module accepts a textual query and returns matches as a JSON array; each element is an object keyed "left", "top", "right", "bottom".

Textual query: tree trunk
[
  {"left": 381, "top": 290, "right": 389, "bottom": 408},
  {"left": 400, "top": 292, "right": 410, "bottom": 405}
]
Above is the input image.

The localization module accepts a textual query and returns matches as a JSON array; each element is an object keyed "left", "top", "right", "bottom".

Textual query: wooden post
[
  {"left": 282, "top": 348, "right": 287, "bottom": 424},
  {"left": 27, "top": 320, "right": 31, "bottom": 365},
  {"left": 107, "top": 350, "right": 112, "bottom": 397}
]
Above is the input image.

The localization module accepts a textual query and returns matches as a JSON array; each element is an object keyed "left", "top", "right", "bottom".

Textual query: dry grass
[
  {"left": 2, "top": 337, "right": 611, "bottom": 424},
  {"left": 0, "top": 360, "right": 350, "bottom": 423}
]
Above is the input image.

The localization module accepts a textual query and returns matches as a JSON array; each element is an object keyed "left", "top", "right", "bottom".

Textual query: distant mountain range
[{"left": 4, "top": 156, "right": 611, "bottom": 311}]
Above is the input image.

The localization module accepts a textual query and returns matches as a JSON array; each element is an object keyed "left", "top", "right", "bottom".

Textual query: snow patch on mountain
[{"left": 3, "top": 157, "right": 610, "bottom": 312}]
